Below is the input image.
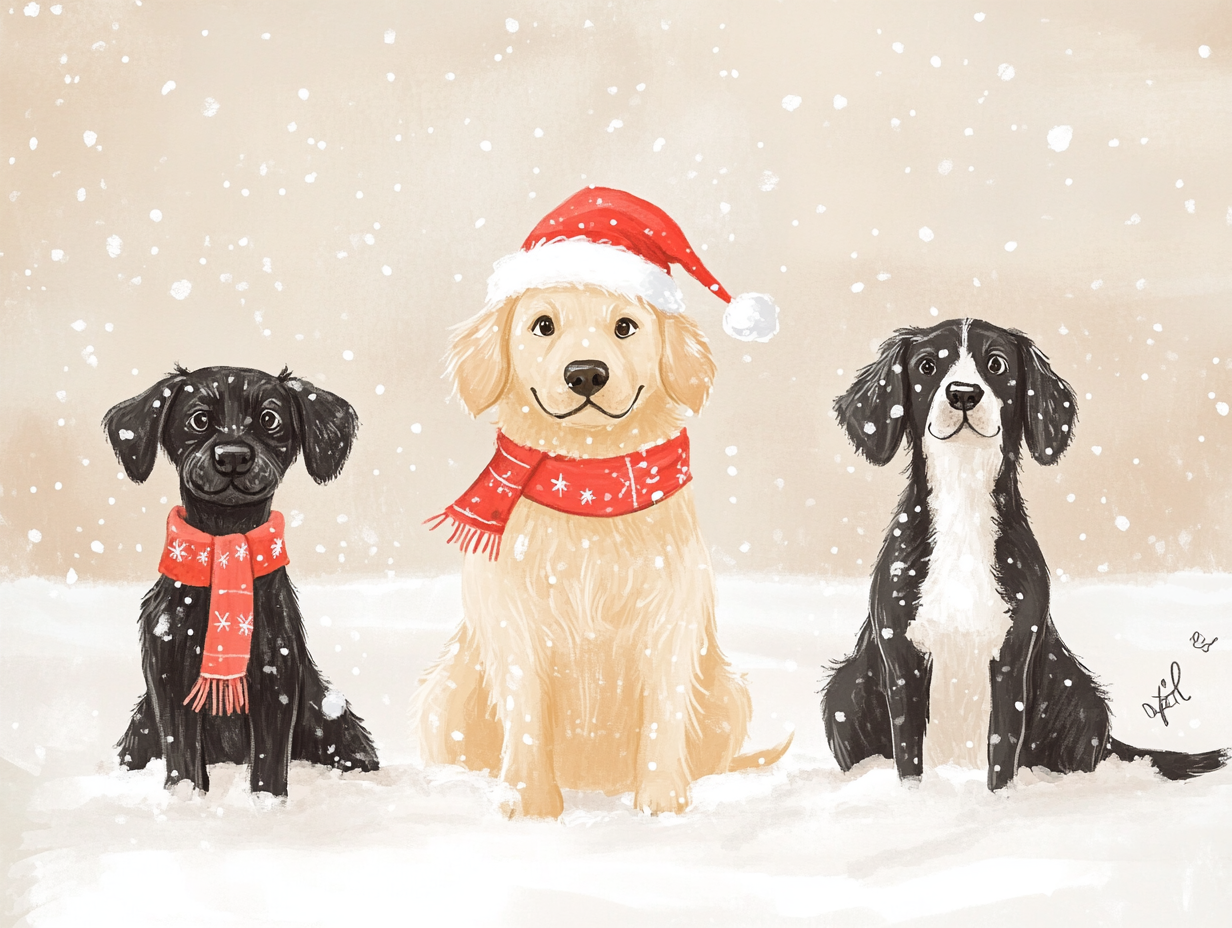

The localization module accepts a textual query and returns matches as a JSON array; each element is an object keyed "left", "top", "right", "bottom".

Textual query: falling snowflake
[{"left": 168, "top": 540, "right": 188, "bottom": 562}]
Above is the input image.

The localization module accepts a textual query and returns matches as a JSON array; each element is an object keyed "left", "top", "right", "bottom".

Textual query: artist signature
[
  {"left": 1191, "top": 631, "right": 1218, "bottom": 653},
  {"left": 1141, "top": 661, "right": 1191, "bottom": 727}
]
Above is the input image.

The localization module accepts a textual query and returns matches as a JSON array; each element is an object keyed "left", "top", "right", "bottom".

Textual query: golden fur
[{"left": 413, "top": 285, "right": 791, "bottom": 817}]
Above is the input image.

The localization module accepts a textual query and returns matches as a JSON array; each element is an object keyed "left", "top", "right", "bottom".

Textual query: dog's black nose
[
  {"left": 213, "top": 443, "right": 254, "bottom": 475},
  {"left": 564, "top": 360, "right": 610, "bottom": 397},
  {"left": 946, "top": 382, "right": 985, "bottom": 411}
]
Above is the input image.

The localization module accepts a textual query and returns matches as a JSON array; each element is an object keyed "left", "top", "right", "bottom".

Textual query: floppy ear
[
  {"left": 445, "top": 300, "right": 513, "bottom": 417},
  {"left": 285, "top": 379, "right": 359, "bottom": 484},
  {"left": 660, "top": 311, "right": 717, "bottom": 415},
  {"left": 102, "top": 370, "right": 187, "bottom": 483},
  {"left": 833, "top": 329, "right": 917, "bottom": 466},
  {"left": 1015, "top": 331, "right": 1077, "bottom": 465}
]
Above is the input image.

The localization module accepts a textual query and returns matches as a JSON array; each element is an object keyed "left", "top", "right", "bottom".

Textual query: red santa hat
[{"left": 485, "top": 186, "right": 780, "bottom": 342}]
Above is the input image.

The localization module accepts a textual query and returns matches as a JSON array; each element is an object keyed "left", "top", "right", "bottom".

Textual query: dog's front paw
[
  {"left": 498, "top": 780, "right": 564, "bottom": 820},
  {"left": 634, "top": 770, "right": 691, "bottom": 816},
  {"left": 249, "top": 790, "right": 289, "bottom": 811},
  {"left": 164, "top": 767, "right": 208, "bottom": 797},
  {"left": 168, "top": 778, "right": 200, "bottom": 801}
]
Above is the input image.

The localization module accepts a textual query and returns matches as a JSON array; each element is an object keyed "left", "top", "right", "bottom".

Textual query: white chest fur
[{"left": 908, "top": 438, "right": 1011, "bottom": 768}]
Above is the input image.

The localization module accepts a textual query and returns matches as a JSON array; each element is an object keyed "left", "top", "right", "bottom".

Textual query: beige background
[{"left": 3, "top": 0, "right": 1231, "bottom": 582}]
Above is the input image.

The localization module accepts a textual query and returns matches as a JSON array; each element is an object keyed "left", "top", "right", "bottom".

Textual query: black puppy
[
  {"left": 822, "top": 319, "right": 1226, "bottom": 790},
  {"left": 105, "top": 365, "right": 379, "bottom": 797}
]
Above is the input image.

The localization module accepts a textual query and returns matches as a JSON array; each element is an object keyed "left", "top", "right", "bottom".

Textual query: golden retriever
[{"left": 413, "top": 284, "right": 791, "bottom": 818}]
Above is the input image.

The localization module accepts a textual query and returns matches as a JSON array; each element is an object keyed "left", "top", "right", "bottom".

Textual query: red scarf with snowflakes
[
  {"left": 427, "top": 429, "right": 692, "bottom": 559},
  {"left": 158, "top": 506, "right": 290, "bottom": 715}
]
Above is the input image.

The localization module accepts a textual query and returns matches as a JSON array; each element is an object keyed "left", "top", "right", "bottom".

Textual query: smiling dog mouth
[
  {"left": 927, "top": 416, "right": 1001, "bottom": 441},
  {"left": 183, "top": 454, "right": 280, "bottom": 501},
  {"left": 197, "top": 480, "right": 270, "bottom": 496},
  {"left": 530, "top": 385, "right": 644, "bottom": 420},
  {"left": 186, "top": 478, "right": 276, "bottom": 501}
]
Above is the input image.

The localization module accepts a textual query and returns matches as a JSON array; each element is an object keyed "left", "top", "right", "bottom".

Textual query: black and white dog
[
  {"left": 822, "top": 319, "right": 1227, "bottom": 790},
  {"left": 105, "top": 365, "right": 379, "bottom": 797}
]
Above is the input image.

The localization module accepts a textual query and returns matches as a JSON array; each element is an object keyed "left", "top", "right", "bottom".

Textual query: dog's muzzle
[
  {"left": 183, "top": 440, "right": 282, "bottom": 499},
  {"left": 929, "top": 380, "right": 1000, "bottom": 441}
]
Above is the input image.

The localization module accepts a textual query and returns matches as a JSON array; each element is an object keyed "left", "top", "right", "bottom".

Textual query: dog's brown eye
[
  {"left": 260, "top": 409, "right": 282, "bottom": 432},
  {"left": 531, "top": 315, "right": 555, "bottom": 337},
  {"left": 188, "top": 411, "right": 210, "bottom": 432},
  {"left": 987, "top": 354, "right": 1009, "bottom": 376},
  {"left": 614, "top": 317, "right": 638, "bottom": 339},
  {"left": 918, "top": 358, "right": 937, "bottom": 376}
]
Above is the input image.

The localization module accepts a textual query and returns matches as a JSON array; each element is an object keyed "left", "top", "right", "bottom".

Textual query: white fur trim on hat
[
  {"left": 486, "top": 237, "right": 686, "bottom": 313},
  {"left": 723, "top": 292, "right": 780, "bottom": 342}
]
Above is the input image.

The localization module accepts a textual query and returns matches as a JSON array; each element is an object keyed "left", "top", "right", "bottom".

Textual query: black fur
[
  {"left": 105, "top": 366, "right": 378, "bottom": 796},
  {"left": 822, "top": 320, "right": 1227, "bottom": 789}
]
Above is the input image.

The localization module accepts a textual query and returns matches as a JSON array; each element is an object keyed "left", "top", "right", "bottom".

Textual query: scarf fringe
[
  {"left": 425, "top": 511, "right": 502, "bottom": 561},
  {"left": 184, "top": 675, "right": 249, "bottom": 715}
]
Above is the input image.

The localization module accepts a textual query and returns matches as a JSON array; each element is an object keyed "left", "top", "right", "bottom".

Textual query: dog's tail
[
  {"left": 728, "top": 730, "right": 795, "bottom": 772},
  {"left": 1107, "top": 737, "right": 1228, "bottom": 780}
]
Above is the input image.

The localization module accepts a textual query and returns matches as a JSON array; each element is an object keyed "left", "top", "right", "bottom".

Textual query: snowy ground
[{"left": 3, "top": 574, "right": 1231, "bottom": 927}]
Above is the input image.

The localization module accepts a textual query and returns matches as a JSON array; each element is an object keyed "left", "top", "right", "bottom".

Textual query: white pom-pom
[
  {"left": 321, "top": 690, "right": 347, "bottom": 720},
  {"left": 723, "top": 292, "right": 780, "bottom": 342}
]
